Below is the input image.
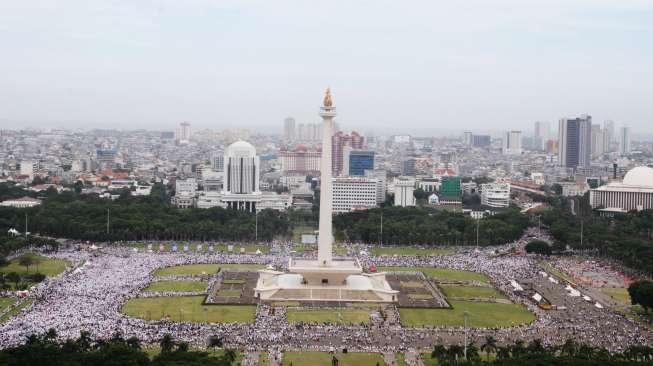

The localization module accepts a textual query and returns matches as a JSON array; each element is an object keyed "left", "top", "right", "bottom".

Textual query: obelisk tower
[{"left": 317, "top": 88, "right": 336, "bottom": 266}]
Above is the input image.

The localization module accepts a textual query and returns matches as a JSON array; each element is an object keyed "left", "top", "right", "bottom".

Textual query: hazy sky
[{"left": 1, "top": 0, "right": 652, "bottom": 136}]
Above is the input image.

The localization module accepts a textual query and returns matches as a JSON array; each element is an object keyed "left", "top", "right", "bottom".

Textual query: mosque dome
[{"left": 623, "top": 166, "right": 653, "bottom": 187}]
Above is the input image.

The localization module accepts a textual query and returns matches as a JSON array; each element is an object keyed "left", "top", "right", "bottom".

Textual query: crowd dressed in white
[{"left": 0, "top": 229, "right": 650, "bottom": 353}]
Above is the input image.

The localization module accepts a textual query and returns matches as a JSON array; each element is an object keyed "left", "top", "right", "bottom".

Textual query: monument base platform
[{"left": 254, "top": 258, "right": 399, "bottom": 302}]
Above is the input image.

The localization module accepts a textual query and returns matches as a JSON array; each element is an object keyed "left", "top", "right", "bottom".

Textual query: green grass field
[
  {"left": 292, "top": 225, "right": 318, "bottom": 243},
  {"left": 286, "top": 308, "right": 370, "bottom": 325},
  {"left": 400, "top": 281, "right": 425, "bottom": 288},
  {"left": 122, "top": 296, "right": 255, "bottom": 323},
  {"left": 259, "top": 351, "right": 268, "bottom": 366},
  {"left": 371, "top": 246, "right": 455, "bottom": 256},
  {"left": 0, "top": 255, "right": 69, "bottom": 276},
  {"left": 379, "top": 267, "right": 489, "bottom": 283},
  {"left": 292, "top": 244, "right": 317, "bottom": 253},
  {"left": 399, "top": 300, "right": 535, "bottom": 328},
  {"left": 421, "top": 353, "right": 438, "bottom": 366},
  {"left": 144, "top": 281, "right": 207, "bottom": 293},
  {"left": 222, "top": 279, "right": 246, "bottom": 285},
  {"left": 439, "top": 285, "right": 507, "bottom": 300},
  {"left": 282, "top": 351, "right": 384, "bottom": 366},
  {"left": 0, "top": 299, "right": 32, "bottom": 323},
  {"left": 154, "top": 263, "right": 265, "bottom": 277},
  {"left": 396, "top": 353, "right": 407, "bottom": 366},
  {"left": 0, "top": 297, "right": 17, "bottom": 312},
  {"left": 271, "top": 301, "right": 301, "bottom": 307},
  {"left": 217, "top": 289, "right": 242, "bottom": 297},
  {"left": 603, "top": 287, "right": 630, "bottom": 303}
]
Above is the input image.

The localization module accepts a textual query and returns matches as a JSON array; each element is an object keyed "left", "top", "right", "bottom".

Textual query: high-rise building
[
  {"left": 463, "top": 131, "right": 473, "bottom": 147},
  {"left": 394, "top": 177, "right": 415, "bottom": 207},
  {"left": 283, "top": 117, "right": 296, "bottom": 141},
  {"left": 591, "top": 124, "right": 605, "bottom": 158},
  {"left": 332, "top": 131, "right": 364, "bottom": 176},
  {"left": 176, "top": 122, "right": 191, "bottom": 144},
  {"left": 297, "top": 122, "right": 323, "bottom": 141},
  {"left": 279, "top": 146, "right": 321, "bottom": 174},
  {"left": 96, "top": 149, "right": 117, "bottom": 170},
  {"left": 401, "top": 157, "right": 416, "bottom": 176},
  {"left": 223, "top": 140, "right": 260, "bottom": 195},
  {"left": 472, "top": 135, "right": 491, "bottom": 148},
  {"left": 345, "top": 149, "right": 375, "bottom": 176},
  {"left": 440, "top": 176, "right": 461, "bottom": 199},
  {"left": 365, "top": 169, "right": 387, "bottom": 204},
  {"left": 19, "top": 160, "right": 37, "bottom": 177},
  {"left": 533, "top": 121, "right": 550, "bottom": 150},
  {"left": 619, "top": 126, "right": 631, "bottom": 155},
  {"left": 210, "top": 151, "right": 224, "bottom": 172},
  {"left": 502, "top": 130, "right": 522, "bottom": 155},
  {"left": 604, "top": 120, "right": 615, "bottom": 148},
  {"left": 558, "top": 115, "right": 592, "bottom": 169}
]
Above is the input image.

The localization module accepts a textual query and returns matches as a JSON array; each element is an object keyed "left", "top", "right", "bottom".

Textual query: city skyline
[{"left": 1, "top": 1, "right": 652, "bottom": 134}]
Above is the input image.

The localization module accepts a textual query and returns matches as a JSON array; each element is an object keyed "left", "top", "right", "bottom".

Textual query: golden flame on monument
[{"left": 323, "top": 87, "right": 333, "bottom": 108}]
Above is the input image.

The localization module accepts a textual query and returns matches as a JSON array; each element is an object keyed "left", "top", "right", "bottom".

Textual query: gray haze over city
[{"left": 1, "top": 0, "right": 652, "bottom": 136}]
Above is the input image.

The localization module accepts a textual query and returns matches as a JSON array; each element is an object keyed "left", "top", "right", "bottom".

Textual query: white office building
[
  {"left": 365, "top": 169, "right": 387, "bottom": 204},
  {"left": 332, "top": 177, "right": 379, "bottom": 213},
  {"left": 619, "top": 126, "right": 631, "bottom": 155},
  {"left": 172, "top": 178, "right": 198, "bottom": 208},
  {"left": 175, "top": 178, "right": 197, "bottom": 196},
  {"left": 394, "top": 176, "right": 416, "bottom": 207},
  {"left": 503, "top": 130, "right": 522, "bottom": 155},
  {"left": 176, "top": 122, "right": 191, "bottom": 144},
  {"left": 481, "top": 182, "right": 511, "bottom": 208}
]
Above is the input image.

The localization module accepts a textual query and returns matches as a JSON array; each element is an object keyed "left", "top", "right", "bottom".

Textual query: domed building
[
  {"left": 223, "top": 140, "right": 259, "bottom": 195},
  {"left": 194, "top": 140, "right": 292, "bottom": 212},
  {"left": 590, "top": 166, "right": 653, "bottom": 213}
]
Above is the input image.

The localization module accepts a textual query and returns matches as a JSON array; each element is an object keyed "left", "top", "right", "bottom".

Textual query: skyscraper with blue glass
[{"left": 347, "top": 150, "right": 375, "bottom": 176}]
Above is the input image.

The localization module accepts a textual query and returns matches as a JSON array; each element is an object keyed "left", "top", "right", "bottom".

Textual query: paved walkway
[
  {"left": 382, "top": 352, "right": 396, "bottom": 366},
  {"left": 242, "top": 350, "right": 259, "bottom": 366},
  {"left": 404, "top": 348, "right": 425, "bottom": 366}
]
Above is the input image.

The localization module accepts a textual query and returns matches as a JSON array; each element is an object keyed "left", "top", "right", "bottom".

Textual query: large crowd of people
[{"left": 0, "top": 229, "right": 650, "bottom": 354}]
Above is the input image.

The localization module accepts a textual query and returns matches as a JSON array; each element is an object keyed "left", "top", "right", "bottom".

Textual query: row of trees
[
  {"left": 0, "top": 184, "right": 289, "bottom": 242},
  {"left": 3, "top": 330, "right": 652, "bottom": 366},
  {"left": 0, "top": 253, "right": 48, "bottom": 290},
  {"left": 333, "top": 206, "right": 529, "bottom": 246},
  {"left": 0, "top": 330, "right": 236, "bottom": 366},
  {"left": 431, "top": 337, "right": 653, "bottom": 365},
  {"left": 540, "top": 194, "right": 653, "bottom": 275}
]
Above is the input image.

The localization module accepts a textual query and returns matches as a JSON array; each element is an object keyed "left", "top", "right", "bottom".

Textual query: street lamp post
[
  {"left": 476, "top": 218, "right": 480, "bottom": 248},
  {"left": 255, "top": 210, "right": 258, "bottom": 242},
  {"left": 379, "top": 211, "right": 384, "bottom": 246},
  {"left": 464, "top": 311, "right": 469, "bottom": 360},
  {"left": 537, "top": 215, "right": 541, "bottom": 237}
]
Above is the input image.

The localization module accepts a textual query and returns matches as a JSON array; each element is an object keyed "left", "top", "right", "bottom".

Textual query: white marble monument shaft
[{"left": 317, "top": 105, "right": 335, "bottom": 266}]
